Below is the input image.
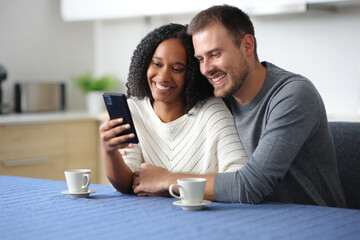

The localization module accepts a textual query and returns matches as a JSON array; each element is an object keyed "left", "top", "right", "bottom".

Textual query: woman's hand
[{"left": 99, "top": 118, "right": 136, "bottom": 153}]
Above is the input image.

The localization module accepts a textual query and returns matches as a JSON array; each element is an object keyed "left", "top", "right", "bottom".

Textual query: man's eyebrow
[
  {"left": 194, "top": 48, "right": 222, "bottom": 58},
  {"left": 208, "top": 48, "right": 222, "bottom": 53}
]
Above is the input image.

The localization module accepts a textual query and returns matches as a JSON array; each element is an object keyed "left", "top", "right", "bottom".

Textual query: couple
[{"left": 100, "top": 5, "right": 346, "bottom": 208}]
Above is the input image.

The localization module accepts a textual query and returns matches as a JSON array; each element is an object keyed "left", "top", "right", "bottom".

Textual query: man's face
[{"left": 193, "top": 23, "right": 249, "bottom": 98}]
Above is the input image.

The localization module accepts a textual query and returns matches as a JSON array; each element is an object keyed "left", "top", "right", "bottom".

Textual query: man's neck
[{"left": 233, "top": 61, "right": 267, "bottom": 105}]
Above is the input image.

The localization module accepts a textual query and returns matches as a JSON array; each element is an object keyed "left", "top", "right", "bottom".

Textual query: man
[{"left": 132, "top": 5, "right": 346, "bottom": 207}]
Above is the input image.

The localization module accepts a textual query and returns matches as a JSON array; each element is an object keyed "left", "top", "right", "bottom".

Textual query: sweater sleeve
[
  {"left": 214, "top": 80, "right": 322, "bottom": 203},
  {"left": 121, "top": 98, "right": 144, "bottom": 172},
  {"left": 122, "top": 144, "right": 143, "bottom": 172}
]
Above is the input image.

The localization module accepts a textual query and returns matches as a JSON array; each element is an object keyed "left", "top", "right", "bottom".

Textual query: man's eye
[{"left": 212, "top": 52, "right": 220, "bottom": 57}]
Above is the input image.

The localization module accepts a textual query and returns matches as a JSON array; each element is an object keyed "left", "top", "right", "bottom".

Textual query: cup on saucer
[
  {"left": 169, "top": 178, "right": 211, "bottom": 210},
  {"left": 62, "top": 169, "right": 95, "bottom": 198}
]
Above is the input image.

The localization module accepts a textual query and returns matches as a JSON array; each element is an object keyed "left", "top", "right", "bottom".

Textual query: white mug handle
[
  {"left": 82, "top": 173, "right": 91, "bottom": 190},
  {"left": 169, "top": 184, "right": 182, "bottom": 200}
]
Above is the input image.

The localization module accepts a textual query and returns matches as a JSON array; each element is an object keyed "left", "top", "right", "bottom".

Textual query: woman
[{"left": 99, "top": 23, "right": 247, "bottom": 193}]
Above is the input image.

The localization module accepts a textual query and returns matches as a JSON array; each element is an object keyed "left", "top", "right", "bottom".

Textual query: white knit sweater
[{"left": 122, "top": 97, "right": 248, "bottom": 174}]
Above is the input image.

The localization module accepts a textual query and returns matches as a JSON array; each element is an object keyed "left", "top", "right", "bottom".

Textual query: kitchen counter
[
  {"left": 1, "top": 110, "right": 359, "bottom": 186},
  {"left": 0, "top": 111, "right": 106, "bottom": 184},
  {"left": 1, "top": 111, "right": 359, "bottom": 125},
  {"left": 0, "top": 111, "right": 106, "bottom": 126},
  {"left": 327, "top": 114, "right": 360, "bottom": 122}
]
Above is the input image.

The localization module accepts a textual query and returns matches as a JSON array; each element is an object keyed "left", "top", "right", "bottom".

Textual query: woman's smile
[{"left": 153, "top": 82, "right": 172, "bottom": 91}]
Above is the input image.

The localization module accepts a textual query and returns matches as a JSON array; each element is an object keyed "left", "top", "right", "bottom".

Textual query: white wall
[
  {"left": 253, "top": 6, "right": 360, "bottom": 117},
  {"left": 0, "top": 0, "right": 94, "bottom": 111},
  {"left": 93, "top": 13, "right": 196, "bottom": 94},
  {"left": 1, "top": 0, "right": 360, "bottom": 117},
  {"left": 95, "top": 6, "right": 360, "bottom": 118}
]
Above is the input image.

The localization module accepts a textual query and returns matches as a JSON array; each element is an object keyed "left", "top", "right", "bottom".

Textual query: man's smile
[{"left": 209, "top": 73, "right": 226, "bottom": 86}]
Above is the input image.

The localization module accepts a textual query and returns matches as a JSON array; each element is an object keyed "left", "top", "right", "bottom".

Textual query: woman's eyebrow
[
  {"left": 175, "top": 62, "right": 186, "bottom": 67},
  {"left": 152, "top": 56, "right": 186, "bottom": 67}
]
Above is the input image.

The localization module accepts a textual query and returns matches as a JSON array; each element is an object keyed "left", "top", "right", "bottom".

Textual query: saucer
[
  {"left": 61, "top": 189, "right": 96, "bottom": 198},
  {"left": 173, "top": 200, "right": 211, "bottom": 211}
]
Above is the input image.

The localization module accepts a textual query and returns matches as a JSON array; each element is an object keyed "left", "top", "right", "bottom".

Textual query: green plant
[{"left": 74, "top": 73, "right": 117, "bottom": 93}]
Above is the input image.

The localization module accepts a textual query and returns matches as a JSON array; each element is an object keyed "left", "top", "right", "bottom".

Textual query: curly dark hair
[{"left": 126, "top": 23, "right": 214, "bottom": 114}]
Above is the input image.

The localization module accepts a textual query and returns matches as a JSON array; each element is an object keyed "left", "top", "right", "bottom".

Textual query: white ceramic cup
[
  {"left": 64, "top": 169, "right": 91, "bottom": 193},
  {"left": 169, "top": 178, "right": 206, "bottom": 205}
]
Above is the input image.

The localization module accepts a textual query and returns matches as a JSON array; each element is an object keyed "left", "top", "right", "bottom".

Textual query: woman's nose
[{"left": 159, "top": 68, "right": 171, "bottom": 81}]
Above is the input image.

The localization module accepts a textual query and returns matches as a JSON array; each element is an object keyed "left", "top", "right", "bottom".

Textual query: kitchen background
[
  {"left": 1, "top": 0, "right": 360, "bottom": 184},
  {"left": 1, "top": 0, "right": 360, "bottom": 118}
]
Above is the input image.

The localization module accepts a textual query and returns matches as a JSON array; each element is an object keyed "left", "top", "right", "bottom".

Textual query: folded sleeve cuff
[{"left": 214, "top": 172, "right": 237, "bottom": 202}]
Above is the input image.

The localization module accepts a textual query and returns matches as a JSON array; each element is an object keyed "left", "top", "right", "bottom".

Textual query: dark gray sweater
[{"left": 215, "top": 62, "right": 346, "bottom": 208}]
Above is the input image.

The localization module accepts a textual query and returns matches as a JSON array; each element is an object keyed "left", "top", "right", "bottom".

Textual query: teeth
[
  {"left": 155, "top": 82, "right": 171, "bottom": 90},
  {"left": 212, "top": 74, "right": 226, "bottom": 82}
]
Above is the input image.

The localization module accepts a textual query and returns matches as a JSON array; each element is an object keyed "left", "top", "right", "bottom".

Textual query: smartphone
[{"left": 103, "top": 93, "right": 139, "bottom": 144}]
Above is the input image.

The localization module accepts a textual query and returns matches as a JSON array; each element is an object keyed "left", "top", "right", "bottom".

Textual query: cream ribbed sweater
[{"left": 122, "top": 97, "right": 247, "bottom": 174}]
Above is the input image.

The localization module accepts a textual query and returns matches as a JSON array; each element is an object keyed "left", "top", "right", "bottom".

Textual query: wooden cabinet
[
  {"left": 64, "top": 120, "right": 99, "bottom": 182},
  {"left": 0, "top": 119, "right": 103, "bottom": 184}
]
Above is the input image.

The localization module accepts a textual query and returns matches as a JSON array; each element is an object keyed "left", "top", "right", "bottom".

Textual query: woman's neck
[{"left": 152, "top": 100, "right": 185, "bottom": 123}]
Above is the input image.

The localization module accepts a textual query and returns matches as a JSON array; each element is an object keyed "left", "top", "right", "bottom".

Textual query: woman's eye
[
  {"left": 153, "top": 62, "right": 162, "bottom": 67},
  {"left": 173, "top": 67, "right": 185, "bottom": 73}
]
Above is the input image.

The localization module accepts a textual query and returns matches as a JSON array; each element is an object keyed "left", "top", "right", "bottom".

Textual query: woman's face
[{"left": 147, "top": 38, "right": 187, "bottom": 105}]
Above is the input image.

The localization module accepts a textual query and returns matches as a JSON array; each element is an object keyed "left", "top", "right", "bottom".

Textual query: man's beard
[{"left": 213, "top": 60, "right": 249, "bottom": 98}]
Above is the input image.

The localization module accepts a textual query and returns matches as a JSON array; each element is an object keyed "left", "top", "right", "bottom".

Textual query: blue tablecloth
[{"left": 1, "top": 176, "right": 360, "bottom": 240}]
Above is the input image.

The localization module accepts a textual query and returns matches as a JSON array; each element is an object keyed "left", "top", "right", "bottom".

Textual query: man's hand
[
  {"left": 132, "top": 163, "right": 171, "bottom": 194},
  {"left": 132, "top": 163, "right": 217, "bottom": 201}
]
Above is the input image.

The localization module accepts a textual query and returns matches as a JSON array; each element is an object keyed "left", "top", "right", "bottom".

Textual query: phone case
[{"left": 103, "top": 93, "right": 139, "bottom": 144}]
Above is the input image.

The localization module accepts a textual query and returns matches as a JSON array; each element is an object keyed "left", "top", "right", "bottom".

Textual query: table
[{"left": 1, "top": 176, "right": 360, "bottom": 240}]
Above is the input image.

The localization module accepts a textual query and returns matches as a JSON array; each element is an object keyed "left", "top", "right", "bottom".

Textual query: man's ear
[{"left": 241, "top": 34, "right": 255, "bottom": 57}]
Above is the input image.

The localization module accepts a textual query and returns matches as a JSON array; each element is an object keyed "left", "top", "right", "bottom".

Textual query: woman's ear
[{"left": 241, "top": 34, "right": 255, "bottom": 57}]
